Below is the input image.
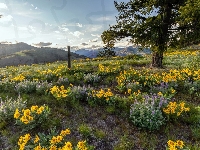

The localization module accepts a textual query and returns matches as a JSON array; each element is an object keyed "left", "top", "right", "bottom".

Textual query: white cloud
[
  {"left": 86, "top": 25, "right": 102, "bottom": 32},
  {"left": 90, "top": 45, "right": 100, "bottom": 49},
  {"left": 81, "top": 43, "right": 88, "bottom": 46},
  {"left": 70, "top": 31, "right": 84, "bottom": 38},
  {"left": 71, "top": 46, "right": 79, "bottom": 50},
  {"left": 76, "top": 23, "right": 82, "bottom": 27},
  {"left": 35, "top": 7, "right": 38, "bottom": 10},
  {"left": 28, "top": 25, "right": 36, "bottom": 33},
  {"left": 33, "top": 42, "right": 52, "bottom": 47},
  {"left": 61, "top": 24, "right": 67, "bottom": 27},
  {"left": 89, "top": 38, "right": 98, "bottom": 42},
  {"left": 18, "top": 26, "right": 28, "bottom": 31},
  {"left": 58, "top": 26, "right": 69, "bottom": 32},
  {"left": 54, "top": 31, "right": 60, "bottom": 33},
  {"left": 15, "top": 11, "right": 42, "bottom": 18},
  {"left": 95, "top": 16, "right": 112, "bottom": 22},
  {"left": 91, "top": 34, "right": 100, "bottom": 37},
  {"left": 0, "top": 3, "right": 8, "bottom": 10},
  {"left": 0, "top": 15, "right": 13, "bottom": 24}
]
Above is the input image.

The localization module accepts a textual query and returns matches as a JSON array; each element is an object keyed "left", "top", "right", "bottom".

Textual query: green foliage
[
  {"left": 130, "top": 94, "right": 168, "bottom": 130},
  {"left": 67, "top": 85, "right": 90, "bottom": 105},
  {"left": 0, "top": 49, "right": 199, "bottom": 149},
  {"left": 83, "top": 73, "right": 101, "bottom": 85},
  {"left": 178, "top": 104, "right": 200, "bottom": 125},
  {"left": 78, "top": 124, "right": 92, "bottom": 138},
  {"left": 14, "top": 105, "right": 50, "bottom": 132},
  {"left": 15, "top": 80, "right": 38, "bottom": 94},
  {"left": 0, "top": 95, "right": 26, "bottom": 122},
  {"left": 184, "top": 80, "right": 200, "bottom": 98},
  {"left": 36, "top": 81, "right": 53, "bottom": 95},
  {"left": 114, "top": 134, "right": 134, "bottom": 150},
  {"left": 178, "top": 0, "right": 200, "bottom": 47},
  {"left": 97, "top": 47, "right": 116, "bottom": 58},
  {"left": 87, "top": 88, "right": 116, "bottom": 106},
  {"left": 130, "top": 102, "right": 165, "bottom": 130},
  {"left": 0, "top": 80, "right": 15, "bottom": 92},
  {"left": 102, "top": 0, "right": 200, "bottom": 67},
  {"left": 93, "top": 129, "right": 106, "bottom": 139},
  {"left": 99, "top": 30, "right": 116, "bottom": 58}
]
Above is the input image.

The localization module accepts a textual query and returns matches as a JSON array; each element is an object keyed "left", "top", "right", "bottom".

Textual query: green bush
[
  {"left": 0, "top": 95, "right": 26, "bottom": 122},
  {"left": 130, "top": 94, "right": 168, "bottom": 130},
  {"left": 14, "top": 105, "right": 50, "bottom": 132},
  {"left": 15, "top": 80, "right": 38, "bottom": 94}
]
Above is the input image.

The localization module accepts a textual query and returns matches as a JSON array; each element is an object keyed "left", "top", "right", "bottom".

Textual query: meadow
[{"left": 0, "top": 49, "right": 200, "bottom": 150}]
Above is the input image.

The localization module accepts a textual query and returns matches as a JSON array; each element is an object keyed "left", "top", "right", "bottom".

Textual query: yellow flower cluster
[
  {"left": 48, "top": 129, "right": 71, "bottom": 148},
  {"left": 157, "top": 92, "right": 163, "bottom": 96},
  {"left": 167, "top": 140, "right": 184, "bottom": 150},
  {"left": 11, "top": 74, "right": 25, "bottom": 82},
  {"left": 50, "top": 85, "right": 68, "bottom": 100},
  {"left": 116, "top": 67, "right": 200, "bottom": 90},
  {"left": 18, "top": 128, "right": 89, "bottom": 150},
  {"left": 14, "top": 105, "right": 46, "bottom": 124},
  {"left": 163, "top": 102, "right": 190, "bottom": 116},
  {"left": 77, "top": 140, "right": 87, "bottom": 150},
  {"left": 18, "top": 133, "right": 31, "bottom": 150},
  {"left": 36, "top": 64, "right": 67, "bottom": 78},
  {"left": 98, "top": 64, "right": 119, "bottom": 74},
  {"left": 92, "top": 88, "right": 113, "bottom": 100},
  {"left": 74, "top": 63, "right": 84, "bottom": 70},
  {"left": 133, "top": 90, "right": 141, "bottom": 96},
  {"left": 165, "top": 50, "right": 199, "bottom": 56}
]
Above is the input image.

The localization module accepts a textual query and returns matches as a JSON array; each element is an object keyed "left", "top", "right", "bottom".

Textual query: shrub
[
  {"left": 50, "top": 85, "right": 69, "bottom": 100},
  {"left": 87, "top": 88, "right": 115, "bottom": 106},
  {"left": 184, "top": 80, "right": 200, "bottom": 98},
  {"left": 0, "top": 79, "right": 15, "bottom": 92},
  {"left": 78, "top": 124, "right": 92, "bottom": 138},
  {"left": 163, "top": 101, "right": 190, "bottom": 121},
  {"left": 130, "top": 94, "right": 168, "bottom": 130},
  {"left": 67, "top": 85, "right": 90, "bottom": 103},
  {"left": 83, "top": 73, "right": 101, "bottom": 85},
  {"left": 14, "top": 105, "right": 50, "bottom": 132},
  {"left": 56, "top": 77, "right": 69, "bottom": 86},
  {"left": 0, "top": 95, "right": 26, "bottom": 122},
  {"left": 15, "top": 80, "right": 38, "bottom": 94},
  {"left": 36, "top": 81, "right": 53, "bottom": 95},
  {"left": 126, "top": 81, "right": 142, "bottom": 93},
  {"left": 150, "top": 82, "right": 177, "bottom": 99}
]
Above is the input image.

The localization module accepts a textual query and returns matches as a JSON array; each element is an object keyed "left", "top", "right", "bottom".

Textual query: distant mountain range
[
  {"left": 0, "top": 42, "right": 86, "bottom": 67},
  {"left": 0, "top": 42, "right": 153, "bottom": 67},
  {"left": 73, "top": 46, "right": 152, "bottom": 58}
]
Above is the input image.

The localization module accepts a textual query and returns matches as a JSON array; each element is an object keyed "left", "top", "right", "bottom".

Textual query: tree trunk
[{"left": 151, "top": 52, "right": 163, "bottom": 68}]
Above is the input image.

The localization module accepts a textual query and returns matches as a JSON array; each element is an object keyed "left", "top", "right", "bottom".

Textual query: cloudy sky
[{"left": 0, "top": 0, "right": 131, "bottom": 50}]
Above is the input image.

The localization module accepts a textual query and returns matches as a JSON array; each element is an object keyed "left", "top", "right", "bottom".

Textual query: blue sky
[{"left": 0, "top": 0, "right": 131, "bottom": 50}]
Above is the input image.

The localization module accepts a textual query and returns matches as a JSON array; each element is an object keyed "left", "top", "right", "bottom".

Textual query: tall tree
[
  {"left": 98, "top": 30, "right": 116, "bottom": 58},
  {"left": 102, "top": 0, "right": 200, "bottom": 67}
]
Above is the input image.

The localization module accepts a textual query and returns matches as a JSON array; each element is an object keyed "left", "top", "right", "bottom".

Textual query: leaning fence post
[{"left": 67, "top": 46, "right": 71, "bottom": 68}]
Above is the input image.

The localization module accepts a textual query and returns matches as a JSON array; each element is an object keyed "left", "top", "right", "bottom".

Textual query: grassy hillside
[
  {"left": 0, "top": 49, "right": 200, "bottom": 149},
  {"left": 0, "top": 43, "right": 86, "bottom": 67}
]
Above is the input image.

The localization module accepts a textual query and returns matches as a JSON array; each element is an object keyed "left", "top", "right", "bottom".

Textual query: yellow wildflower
[
  {"left": 56, "top": 135, "right": 63, "bottom": 143},
  {"left": 50, "top": 136, "right": 57, "bottom": 145},
  {"left": 176, "top": 140, "right": 184, "bottom": 148},
  {"left": 34, "top": 135, "right": 40, "bottom": 143},
  {"left": 14, "top": 109, "right": 20, "bottom": 119}
]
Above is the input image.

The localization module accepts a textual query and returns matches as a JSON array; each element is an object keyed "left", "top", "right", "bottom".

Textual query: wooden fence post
[{"left": 68, "top": 46, "right": 71, "bottom": 68}]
